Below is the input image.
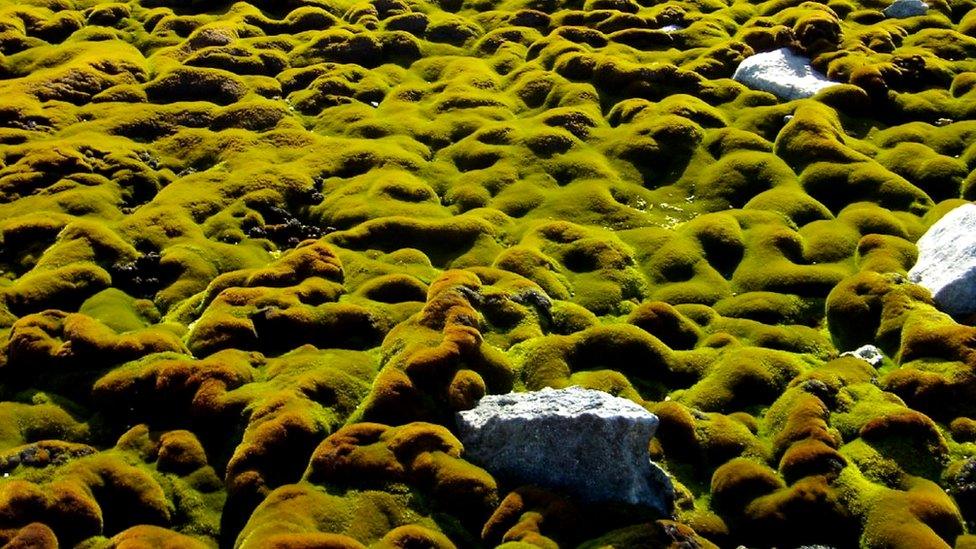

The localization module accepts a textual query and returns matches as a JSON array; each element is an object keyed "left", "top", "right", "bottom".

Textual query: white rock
[
  {"left": 884, "top": 0, "right": 928, "bottom": 18},
  {"left": 456, "top": 387, "right": 674, "bottom": 514},
  {"left": 659, "top": 24, "right": 684, "bottom": 32},
  {"left": 733, "top": 47, "right": 841, "bottom": 101},
  {"left": 841, "top": 344, "right": 884, "bottom": 366},
  {"left": 909, "top": 203, "right": 976, "bottom": 317}
]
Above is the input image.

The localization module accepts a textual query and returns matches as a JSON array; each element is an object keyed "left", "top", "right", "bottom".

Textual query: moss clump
[
  {"left": 355, "top": 270, "right": 517, "bottom": 424},
  {"left": 236, "top": 483, "right": 458, "bottom": 548},
  {"left": 860, "top": 478, "right": 964, "bottom": 549},
  {"left": 0, "top": 438, "right": 225, "bottom": 546},
  {"left": 145, "top": 67, "right": 249, "bottom": 106},
  {"left": 710, "top": 458, "right": 784, "bottom": 515},
  {"left": 305, "top": 422, "right": 497, "bottom": 524},
  {"left": 482, "top": 486, "right": 582, "bottom": 547},
  {"left": 677, "top": 347, "right": 810, "bottom": 412}
]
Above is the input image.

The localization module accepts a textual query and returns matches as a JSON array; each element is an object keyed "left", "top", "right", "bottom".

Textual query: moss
[
  {"left": 482, "top": 487, "right": 581, "bottom": 547},
  {"left": 0, "top": 439, "right": 224, "bottom": 545},
  {"left": 654, "top": 401, "right": 767, "bottom": 475},
  {"left": 860, "top": 478, "right": 964, "bottom": 549},
  {"left": 446, "top": 368, "right": 486, "bottom": 410},
  {"left": 742, "top": 187, "right": 833, "bottom": 227},
  {"left": 145, "top": 67, "right": 249, "bottom": 106},
  {"left": 374, "top": 525, "right": 457, "bottom": 548},
  {"left": 356, "top": 274, "right": 428, "bottom": 304},
  {"left": 826, "top": 271, "right": 921, "bottom": 353},
  {"left": 304, "top": 422, "right": 497, "bottom": 523},
  {"left": 859, "top": 410, "right": 949, "bottom": 478},
  {"left": 182, "top": 240, "right": 390, "bottom": 355},
  {"left": 2, "top": 309, "right": 186, "bottom": 397},
  {"left": 778, "top": 438, "right": 847, "bottom": 483},
  {"left": 577, "top": 520, "right": 719, "bottom": 548},
  {"left": 950, "top": 417, "right": 976, "bottom": 442},
  {"left": 728, "top": 214, "right": 851, "bottom": 299},
  {"left": 839, "top": 424, "right": 946, "bottom": 497},
  {"left": 0, "top": 523, "right": 58, "bottom": 549},
  {"left": 244, "top": 532, "right": 367, "bottom": 548},
  {"left": 236, "top": 484, "right": 454, "bottom": 548},
  {"left": 713, "top": 291, "right": 821, "bottom": 326},
  {"left": 710, "top": 458, "right": 784, "bottom": 515},
  {"left": 742, "top": 476, "right": 858, "bottom": 547},
  {"left": 626, "top": 301, "right": 701, "bottom": 350},
  {"left": 106, "top": 525, "right": 212, "bottom": 548},
  {"left": 355, "top": 270, "right": 523, "bottom": 423},
  {"left": 855, "top": 233, "right": 918, "bottom": 273},
  {"left": 876, "top": 142, "right": 967, "bottom": 202},
  {"left": 696, "top": 151, "right": 798, "bottom": 209},
  {"left": 0, "top": 0, "right": 969, "bottom": 543},
  {"left": 793, "top": 355, "right": 877, "bottom": 391},
  {"left": 156, "top": 430, "right": 209, "bottom": 475},
  {"left": 512, "top": 323, "right": 680, "bottom": 399},
  {"left": 678, "top": 347, "right": 809, "bottom": 412},
  {"left": 763, "top": 387, "right": 840, "bottom": 461}
]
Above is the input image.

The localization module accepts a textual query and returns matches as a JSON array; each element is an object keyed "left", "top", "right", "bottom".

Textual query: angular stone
[
  {"left": 732, "top": 47, "right": 840, "bottom": 101},
  {"left": 909, "top": 203, "right": 976, "bottom": 317},
  {"left": 841, "top": 344, "right": 884, "bottom": 367},
  {"left": 884, "top": 0, "right": 928, "bottom": 18},
  {"left": 455, "top": 386, "right": 674, "bottom": 515}
]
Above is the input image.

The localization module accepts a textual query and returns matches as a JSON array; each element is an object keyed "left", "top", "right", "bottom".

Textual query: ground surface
[{"left": 1, "top": 0, "right": 976, "bottom": 547}]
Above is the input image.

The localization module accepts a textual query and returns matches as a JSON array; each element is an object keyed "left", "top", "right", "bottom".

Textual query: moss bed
[{"left": 1, "top": 0, "right": 976, "bottom": 546}]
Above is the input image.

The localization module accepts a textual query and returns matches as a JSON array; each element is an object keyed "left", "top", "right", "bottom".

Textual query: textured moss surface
[{"left": 1, "top": 0, "right": 976, "bottom": 546}]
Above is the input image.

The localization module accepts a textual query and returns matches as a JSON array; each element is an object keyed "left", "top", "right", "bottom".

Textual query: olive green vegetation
[{"left": 1, "top": 0, "right": 976, "bottom": 547}]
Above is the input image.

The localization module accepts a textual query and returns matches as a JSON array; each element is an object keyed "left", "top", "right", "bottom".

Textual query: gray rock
[
  {"left": 456, "top": 386, "right": 674, "bottom": 515},
  {"left": 884, "top": 0, "right": 928, "bottom": 18},
  {"left": 908, "top": 203, "right": 976, "bottom": 317},
  {"left": 732, "top": 47, "right": 840, "bottom": 101},
  {"left": 841, "top": 344, "right": 884, "bottom": 366}
]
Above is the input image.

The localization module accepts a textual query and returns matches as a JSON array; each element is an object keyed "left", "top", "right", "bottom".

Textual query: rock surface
[
  {"left": 909, "top": 203, "right": 976, "bottom": 317},
  {"left": 841, "top": 345, "right": 885, "bottom": 366},
  {"left": 732, "top": 48, "right": 840, "bottom": 101},
  {"left": 456, "top": 387, "right": 674, "bottom": 515},
  {"left": 884, "top": 0, "right": 928, "bottom": 18}
]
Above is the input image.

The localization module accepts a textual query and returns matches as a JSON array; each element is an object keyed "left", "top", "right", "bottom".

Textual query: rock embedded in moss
[
  {"left": 908, "top": 203, "right": 976, "bottom": 317},
  {"left": 884, "top": 0, "right": 928, "bottom": 18},
  {"left": 456, "top": 387, "right": 673, "bottom": 516},
  {"left": 733, "top": 48, "right": 840, "bottom": 101},
  {"left": 840, "top": 344, "right": 884, "bottom": 366}
]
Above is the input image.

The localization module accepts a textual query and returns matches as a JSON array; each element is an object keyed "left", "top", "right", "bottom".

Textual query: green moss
[
  {"left": 577, "top": 520, "right": 718, "bottom": 548},
  {"left": 742, "top": 476, "right": 857, "bottom": 547},
  {"left": 825, "top": 271, "right": 926, "bottom": 353},
  {"left": 78, "top": 288, "right": 162, "bottom": 333},
  {"left": 626, "top": 301, "right": 701, "bottom": 350},
  {"left": 236, "top": 484, "right": 451, "bottom": 548},
  {"left": 711, "top": 458, "right": 778, "bottom": 503},
  {"left": 0, "top": 0, "right": 969, "bottom": 544},
  {"left": 696, "top": 151, "right": 798, "bottom": 209},
  {"left": 876, "top": 142, "right": 968, "bottom": 202},
  {"left": 106, "top": 526, "right": 211, "bottom": 549},
  {"left": 513, "top": 323, "right": 678, "bottom": 398},
  {"left": 678, "top": 346, "right": 810, "bottom": 412},
  {"left": 304, "top": 422, "right": 497, "bottom": 526},
  {"left": 859, "top": 477, "right": 964, "bottom": 549}
]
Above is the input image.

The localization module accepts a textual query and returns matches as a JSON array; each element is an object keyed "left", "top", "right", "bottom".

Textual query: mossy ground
[{"left": 0, "top": 0, "right": 975, "bottom": 546}]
